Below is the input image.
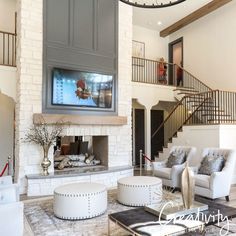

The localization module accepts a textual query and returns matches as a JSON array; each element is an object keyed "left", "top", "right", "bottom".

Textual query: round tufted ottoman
[
  {"left": 54, "top": 182, "right": 107, "bottom": 220},
  {"left": 117, "top": 176, "right": 162, "bottom": 206}
]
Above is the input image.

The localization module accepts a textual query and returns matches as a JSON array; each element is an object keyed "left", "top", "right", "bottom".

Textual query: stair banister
[{"left": 152, "top": 90, "right": 216, "bottom": 139}]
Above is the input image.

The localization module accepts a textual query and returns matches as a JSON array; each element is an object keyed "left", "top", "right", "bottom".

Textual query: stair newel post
[
  {"left": 139, "top": 149, "right": 143, "bottom": 176},
  {"left": 7, "top": 156, "right": 13, "bottom": 177},
  {"left": 214, "top": 90, "right": 216, "bottom": 124},
  {"left": 217, "top": 90, "right": 220, "bottom": 124}
]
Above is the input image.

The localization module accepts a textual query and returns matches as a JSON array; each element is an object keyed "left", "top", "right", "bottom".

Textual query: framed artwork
[
  {"left": 132, "top": 40, "right": 145, "bottom": 58},
  {"left": 132, "top": 40, "right": 145, "bottom": 67}
]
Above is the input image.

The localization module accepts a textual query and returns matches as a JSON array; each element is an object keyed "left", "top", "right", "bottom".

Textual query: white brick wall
[
  {"left": 16, "top": 1, "right": 133, "bottom": 193},
  {"left": 27, "top": 168, "right": 133, "bottom": 196}
]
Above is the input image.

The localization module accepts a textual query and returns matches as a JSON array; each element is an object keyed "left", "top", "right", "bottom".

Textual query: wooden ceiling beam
[{"left": 160, "top": 0, "right": 232, "bottom": 37}]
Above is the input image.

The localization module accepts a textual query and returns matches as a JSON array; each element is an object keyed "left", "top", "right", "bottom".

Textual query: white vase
[{"left": 181, "top": 162, "right": 195, "bottom": 209}]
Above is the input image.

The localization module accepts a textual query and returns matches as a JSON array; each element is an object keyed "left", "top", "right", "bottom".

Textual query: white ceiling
[{"left": 132, "top": 0, "right": 212, "bottom": 32}]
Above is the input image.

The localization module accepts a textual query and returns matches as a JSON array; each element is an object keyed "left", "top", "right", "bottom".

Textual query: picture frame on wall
[{"left": 132, "top": 40, "right": 145, "bottom": 67}]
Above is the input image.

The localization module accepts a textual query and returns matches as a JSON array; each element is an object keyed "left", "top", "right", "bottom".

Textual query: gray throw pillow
[
  {"left": 198, "top": 155, "right": 225, "bottom": 175},
  {"left": 166, "top": 151, "right": 186, "bottom": 168}
]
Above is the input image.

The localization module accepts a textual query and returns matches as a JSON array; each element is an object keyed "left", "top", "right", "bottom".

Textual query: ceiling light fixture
[{"left": 120, "top": 0, "right": 186, "bottom": 9}]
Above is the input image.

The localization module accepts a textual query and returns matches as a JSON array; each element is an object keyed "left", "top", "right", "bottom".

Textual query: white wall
[
  {"left": 0, "top": 66, "right": 16, "bottom": 100},
  {"left": 133, "top": 25, "right": 168, "bottom": 60},
  {"left": 161, "top": 125, "right": 220, "bottom": 165},
  {"left": 0, "top": 92, "right": 15, "bottom": 175},
  {"left": 169, "top": 1, "right": 236, "bottom": 91},
  {"left": 132, "top": 82, "right": 176, "bottom": 108},
  {"left": 132, "top": 82, "right": 176, "bottom": 166},
  {"left": 0, "top": 0, "right": 16, "bottom": 33},
  {"left": 219, "top": 125, "right": 236, "bottom": 150},
  {"left": 159, "top": 125, "right": 236, "bottom": 183}
]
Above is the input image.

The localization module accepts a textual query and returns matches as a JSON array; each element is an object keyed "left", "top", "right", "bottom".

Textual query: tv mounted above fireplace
[{"left": 44, "top": 67, "right": 117, "bottom": 115}]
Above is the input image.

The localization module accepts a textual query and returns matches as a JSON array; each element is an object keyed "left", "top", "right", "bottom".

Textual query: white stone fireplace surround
[{"left": 15, "top": 0, "right": 133, "bottom": 194}]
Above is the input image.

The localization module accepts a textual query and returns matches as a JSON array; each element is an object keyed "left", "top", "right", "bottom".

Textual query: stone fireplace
[
  {"left": 54, "top": 135, "right": 109, "bottom": 170},
  {"left": 15, "top": 0, "right": 133, "bottom": 194}
]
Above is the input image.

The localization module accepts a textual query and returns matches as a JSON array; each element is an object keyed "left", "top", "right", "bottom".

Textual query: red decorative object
[
  {"left": 0, "top": 163, "right": 9, "bottom": 177},
  {"left": 75, "top": 79, "right": 91, "bottom": 99}
]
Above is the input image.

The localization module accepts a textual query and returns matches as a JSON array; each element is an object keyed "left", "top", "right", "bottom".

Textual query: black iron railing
[
  {"left": 177, "top": 65, "right": 211, "bottom": 93},
  {"left": 132, "top": 57, "right": 211, "bottom": 93},
  {"left": 0, "top": 30, "right": 16, "bottom": 67},
  {"left": 152, "top": 90, "right": 236, "bottom": 146},
  {"left": 132, "top": 57, "right": 173, "bottom": 85}
]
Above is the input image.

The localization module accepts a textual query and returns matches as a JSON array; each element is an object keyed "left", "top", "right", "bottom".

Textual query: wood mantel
[{"left": 33, "top": 113, "right": 127, "bottom": 125}]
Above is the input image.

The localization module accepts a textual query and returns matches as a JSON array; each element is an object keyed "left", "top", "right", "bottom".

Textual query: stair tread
[
  {"left": 208, "top": 119, "right": 236, "bottom": 121},
  {"left": 192, "top": 104, "right": 219, "bottom": 107},
  {"left": 177, "top": 92, "right": 199, "bottom": 95},
  {"left": 173, "top": 87, "right": 197, "bottom": 92},
  {"left": 188, "top": 96, "right": 210, "bottom": 99},
  {"left": 198, "top": 109, "right": 224, "bottom": 112},
  {"left": 202, "top": 114, "right": 231, "bottom": 117},
  {"left": 187, "top": 100, "right": 213, "bottom": 103}
]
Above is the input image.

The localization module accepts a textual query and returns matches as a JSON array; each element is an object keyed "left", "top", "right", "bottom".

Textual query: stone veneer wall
[{"left": 15, "top": 0, "right": 132, "bottom": 193}]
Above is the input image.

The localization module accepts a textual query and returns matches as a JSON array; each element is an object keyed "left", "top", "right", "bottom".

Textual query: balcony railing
[
  {"left": 132, "top": 57, "right": 211, "bottom": 93},
  {"left": 0, "top": 30, "right": 16, "bottom": 67},
  {"left": 132, "top": 57, "right": 172, "bottom": 85}
]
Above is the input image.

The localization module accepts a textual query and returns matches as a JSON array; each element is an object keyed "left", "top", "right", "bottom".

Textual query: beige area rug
[
  {"left": 24, "top": 190, "right": 236, "bottom": 236},
  {"left": 24, "top": 190, "right": 131, "bottom": 236}
]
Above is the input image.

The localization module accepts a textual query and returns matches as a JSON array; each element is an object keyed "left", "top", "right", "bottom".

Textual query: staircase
[{"left": 152, "top": 65, "right": 236, "bottom": 158}]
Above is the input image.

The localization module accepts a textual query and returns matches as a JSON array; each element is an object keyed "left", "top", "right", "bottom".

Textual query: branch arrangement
[{"left": 24, "top": 118, "right": 64, "bottom": 149}]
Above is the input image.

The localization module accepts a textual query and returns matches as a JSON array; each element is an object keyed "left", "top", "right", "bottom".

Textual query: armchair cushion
[
  {"left": 166, "top": 151, "right": 186, "bottom": 168},
  {"left": 195, "top": 174, "right": 210, "bottom": 188},
  {"left": 152, "top": 161, "right": 166, "bottom": 170},
  {"left": 0, "top": 176, "right": 12, "bottom": 186},
  {"left": 198, "top": 155, "right": 225, "bottom": 175},
  {"left": 0, "top": 184, "right": 19, "bottom": 204},
  {"left": 153, "top": 168, "right": 171, "bottom": 179}
]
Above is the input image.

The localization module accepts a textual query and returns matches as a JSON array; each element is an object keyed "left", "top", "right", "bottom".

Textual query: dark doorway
[
  {"left": 168, "top": 37, "right": 183, "bottom": 85},
  {"left": 134, "top": 109, "right": 145, "bottom": 166},
  {"left": 151, "top": 110, "right": 164, "bottom": 159}
]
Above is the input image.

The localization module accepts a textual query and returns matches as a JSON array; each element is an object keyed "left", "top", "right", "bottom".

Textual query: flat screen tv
[{"left": 52, "top": 68, "right": 114, "bottom": 111}]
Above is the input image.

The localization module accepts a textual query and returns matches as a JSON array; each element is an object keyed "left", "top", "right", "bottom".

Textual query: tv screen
[{"left": 52, "top": 68, "right": 113, "bottom": 109}]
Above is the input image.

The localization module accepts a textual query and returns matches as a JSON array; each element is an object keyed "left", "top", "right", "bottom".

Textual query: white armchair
[
  {"left": 194, "top": 148, "right": 236, "bottom": 201},
  {"left": 0, "top": 176, "right": 24, "bottom": 236},
  {"left": 152, "top": 146, "right": 197, "bottom": 189}
]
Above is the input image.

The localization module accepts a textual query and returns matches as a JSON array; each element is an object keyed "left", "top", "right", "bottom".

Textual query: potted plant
[{"left": 24, "top": 119, "right": 64, "bottom": 176}]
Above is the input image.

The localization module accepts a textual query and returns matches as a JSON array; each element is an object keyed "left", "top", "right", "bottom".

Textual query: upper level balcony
[{"left": 0, "top": 30, "right": 16, "bottom": 67}]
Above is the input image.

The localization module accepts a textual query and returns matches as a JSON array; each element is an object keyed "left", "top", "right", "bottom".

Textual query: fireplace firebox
[{"left": 54, "top": 135, "right": 108, "bottom": 170}]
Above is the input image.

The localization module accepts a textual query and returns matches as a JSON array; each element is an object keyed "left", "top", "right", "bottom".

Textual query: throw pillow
[
  {"left": 166, "top": 151, "right": 186, "bottom": 168},
  {"left": 198, "top": 155, "right": 225, "bottom": 175}
]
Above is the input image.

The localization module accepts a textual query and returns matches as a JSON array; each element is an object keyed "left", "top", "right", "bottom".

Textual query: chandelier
[{"left": 119, "top": 0, "right": 186, "bottom": 8}]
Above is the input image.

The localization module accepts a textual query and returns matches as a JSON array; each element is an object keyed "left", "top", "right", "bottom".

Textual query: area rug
[
  {"left": 24, "top": 190, "right": 131, "bottom": 236},
  {"left": 24, "top": 190, "right": 236, "bottom": 236}
]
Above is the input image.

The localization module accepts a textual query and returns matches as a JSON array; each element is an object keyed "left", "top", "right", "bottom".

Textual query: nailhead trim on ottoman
[
  {"left": 53, "top": 182, "right": 107, "bottom": 220},
  {"left": 117, "top": 176, "right": 162, "bottom": 206}
]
